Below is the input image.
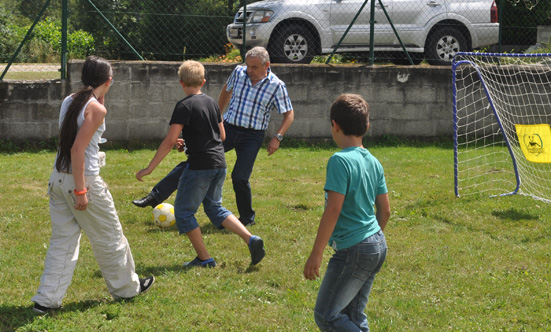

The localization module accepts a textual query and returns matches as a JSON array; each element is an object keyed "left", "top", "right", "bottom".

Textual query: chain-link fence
[{"left": 1, "top": 0, "right": 550, "bottom": 80}]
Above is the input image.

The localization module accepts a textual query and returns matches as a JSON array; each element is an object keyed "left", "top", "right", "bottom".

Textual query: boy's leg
[
  {"left": 202, "top": 168, "right": 265, "bottom": 265},
  {"left": 185, "top": 227, "right": 210, "bottom": 260},
  {"left": 77, "top": 175, "right": 140, "bottom": 299},
  {"left": 220, "top": 215, "right": 265, "bottom": 265},
  {"left": 32, "top": 172, "right": 82, "bottom": 309},
  {"left": 174, "top": 167, "right": 215, "bottom": 263},
  {"left": 220, "top": 215, "right": 251, "bottom": 243},
  {"left": 313, "top": 231, "right": 387, "bottom": 332},
  {"left": 132, "top": 161, "right": 186, "bottom": 207}
]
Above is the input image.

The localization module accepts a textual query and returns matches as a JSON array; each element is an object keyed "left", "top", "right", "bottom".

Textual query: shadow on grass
[
  {"left": 491, "top": 208, "right": 539, "bottom": 221},
  {"left": 0, "top": 299, "right": 103, "bottom": 332}
]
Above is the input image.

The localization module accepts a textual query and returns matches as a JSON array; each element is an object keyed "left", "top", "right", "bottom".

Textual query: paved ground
[{"left": 0, "top": 63, "right": 60, "bottom": 72}]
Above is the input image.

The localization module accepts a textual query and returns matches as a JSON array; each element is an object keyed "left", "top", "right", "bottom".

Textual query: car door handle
[{"left": 427, "top": 0, "right": 441, "bottom": 7}]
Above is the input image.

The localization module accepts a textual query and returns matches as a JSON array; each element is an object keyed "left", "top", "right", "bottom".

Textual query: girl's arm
[{"left": 71, "top": 101, "right": 107, "bottom": 211}]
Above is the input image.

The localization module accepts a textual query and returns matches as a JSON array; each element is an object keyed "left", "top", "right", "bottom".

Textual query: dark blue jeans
[
  {"left": 222, "top": 122, "right": 265, "bottom": 224},
  {"left": 150, "top": 122, "right": 264, "bottom": 224},
  {"left": 150, "top": 161, "right": 185, "bottom": 203}
]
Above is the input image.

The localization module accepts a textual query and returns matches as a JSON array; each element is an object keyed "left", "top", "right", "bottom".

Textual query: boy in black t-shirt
[{"left": 136, "top": 60, "right": 265, "bottom": 267}]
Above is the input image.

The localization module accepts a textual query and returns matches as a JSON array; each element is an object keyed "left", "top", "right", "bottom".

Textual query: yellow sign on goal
[{"left": 515, "top": 124, "right": 551, "bottom": 163}]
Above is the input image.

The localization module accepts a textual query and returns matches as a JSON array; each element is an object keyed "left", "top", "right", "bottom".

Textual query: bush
[
  {"left": 0, "top": 8, "right": 27, "bottom": 62},
  {"left": 1, "top": 16, "right": 95, "bottom": 64}
]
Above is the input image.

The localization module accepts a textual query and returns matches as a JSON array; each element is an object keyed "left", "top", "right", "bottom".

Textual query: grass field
[{"left": 1, "top": 141, "right": 550, "bottom": 331}]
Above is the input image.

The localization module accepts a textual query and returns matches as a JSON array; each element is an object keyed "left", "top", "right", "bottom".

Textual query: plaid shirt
[{"left": 224, "top": 65, "right": 293, "bottom": 130}]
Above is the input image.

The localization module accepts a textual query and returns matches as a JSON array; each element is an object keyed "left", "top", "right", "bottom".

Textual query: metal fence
[{"left": 1, "top": 0, "right": 550, "bottom": 80}]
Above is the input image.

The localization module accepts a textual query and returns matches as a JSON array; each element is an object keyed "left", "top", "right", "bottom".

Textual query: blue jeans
[
  {"left": 223, "top": 122, "right": 265, "bottom": 224},
  {"left": 173, "top": 165, "right": 232, "bottom": 233},
  {"left": 314, "top": 230, "right": 387, "bottom": 332}
]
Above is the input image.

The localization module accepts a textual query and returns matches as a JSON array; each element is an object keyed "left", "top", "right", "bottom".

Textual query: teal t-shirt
[{"left": 324, "top": 146, "right": 387, "bottom": 250}]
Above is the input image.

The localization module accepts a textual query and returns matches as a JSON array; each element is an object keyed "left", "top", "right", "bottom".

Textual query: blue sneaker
[
  {"left": 183, "top": 257, "right": 217, "bottom": 268},
  {"left": 249, "top": 235, "right": 265, "bottom": 265}
]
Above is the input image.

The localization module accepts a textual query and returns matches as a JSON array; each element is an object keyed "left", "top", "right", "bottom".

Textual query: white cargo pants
[{"left": 32, "top": 171, "right": 140, "bottom": 308}]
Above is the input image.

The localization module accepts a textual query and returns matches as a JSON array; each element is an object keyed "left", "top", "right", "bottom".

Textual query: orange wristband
[{"left": 74, "top": 188, "right": 88, "bottom": 195}]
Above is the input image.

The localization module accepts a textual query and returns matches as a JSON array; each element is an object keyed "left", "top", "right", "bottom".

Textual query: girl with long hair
[{"left": 32, "top": 56, "right": 154, "bottom": 314}]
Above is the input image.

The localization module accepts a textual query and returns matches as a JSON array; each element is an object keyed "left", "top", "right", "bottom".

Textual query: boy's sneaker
[
  {"left": 183, "top": 257, "right": 217, "bottom": 268},
  {"left": 249, "top": 235, "right": 265, "bottom": 265},
  {"left": 33, "top": 302, "right": 59, "bottom": 315},
  {"left": 139, "top": 276, "right": 155, "bottom": 294}
]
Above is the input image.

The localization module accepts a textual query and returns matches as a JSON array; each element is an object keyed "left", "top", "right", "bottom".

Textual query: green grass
[{"left": 1, "top": 142, "right": 551, "bottom": 331}]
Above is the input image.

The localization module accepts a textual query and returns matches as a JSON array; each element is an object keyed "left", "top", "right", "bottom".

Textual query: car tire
[
  {"left": 425, "top": 27, "right": 468, "bottom": 66},
  {"left": 269, "top": 24, "right": 315, "bottom": 64}
]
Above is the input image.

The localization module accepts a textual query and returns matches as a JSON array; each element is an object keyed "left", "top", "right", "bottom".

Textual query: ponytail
[{"left": 55, "top": 56, "right": 112, "bottom": 172}]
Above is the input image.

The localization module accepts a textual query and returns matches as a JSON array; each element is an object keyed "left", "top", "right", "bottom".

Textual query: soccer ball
[{"left": 152, "top": 203, "right": 175, "bottom": 228}]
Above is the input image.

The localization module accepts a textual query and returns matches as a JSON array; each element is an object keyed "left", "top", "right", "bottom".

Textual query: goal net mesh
[{"left": 453, "top": 52, "right": 551, "bottom": 202}]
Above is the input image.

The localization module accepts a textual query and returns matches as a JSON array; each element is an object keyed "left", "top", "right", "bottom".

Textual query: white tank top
[{"left": 57, "top": 95, "right": 106, "bottom": 175}]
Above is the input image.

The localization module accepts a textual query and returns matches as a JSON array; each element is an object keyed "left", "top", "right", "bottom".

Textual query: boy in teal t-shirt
[{"left": 304, "top": 94, "right": 390, "bottom": 331}]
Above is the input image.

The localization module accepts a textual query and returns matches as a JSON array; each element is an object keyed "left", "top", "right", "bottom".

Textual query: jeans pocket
[{"left": 352, "top": 251, "right": 381, "bottom": 280}]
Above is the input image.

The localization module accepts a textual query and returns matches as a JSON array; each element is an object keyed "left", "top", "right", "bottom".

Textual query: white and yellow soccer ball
[{"left": 152, "top": 203, "right": 175, "bottom": 228}]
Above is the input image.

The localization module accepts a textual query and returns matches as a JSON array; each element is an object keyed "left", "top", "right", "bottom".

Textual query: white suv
[{"left": 227, "top": 0, "right": 499, "bottom": 65}]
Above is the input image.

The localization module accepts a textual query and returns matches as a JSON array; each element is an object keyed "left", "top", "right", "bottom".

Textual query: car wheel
[
  {"left": 425, "top": 27, "right": 467, "bottom": 66},
  {"left": 270, "top": 24, "right": 315, "bottom": 64}
]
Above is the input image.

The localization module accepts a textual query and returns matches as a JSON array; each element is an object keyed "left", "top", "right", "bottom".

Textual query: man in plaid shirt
[{"left": 218, "top": 46, "right": 294, "bottom": 226}]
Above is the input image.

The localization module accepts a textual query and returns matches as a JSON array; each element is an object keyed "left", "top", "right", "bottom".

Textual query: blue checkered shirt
[{"left": 224, "top": 65, "right": 293, "bottom": 130}]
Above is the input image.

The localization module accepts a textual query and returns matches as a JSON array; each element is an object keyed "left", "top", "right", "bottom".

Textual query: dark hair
[
  {"left": 330, "top": 94, "right": 370, "bottom": 137},
  {"left": 55, "top": 56, "right": 112, "bottom": 172}
]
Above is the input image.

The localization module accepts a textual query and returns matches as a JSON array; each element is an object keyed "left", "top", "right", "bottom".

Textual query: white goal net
[{"left": 453, "top": 52, "right": 551, "bottom": 202}]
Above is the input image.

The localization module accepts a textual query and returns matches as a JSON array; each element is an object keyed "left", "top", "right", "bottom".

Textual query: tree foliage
[{"left": 501, "top": 0, "right": 551, "bottom": 45}]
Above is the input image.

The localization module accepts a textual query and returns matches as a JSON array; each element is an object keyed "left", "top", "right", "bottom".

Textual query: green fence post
[
  {"left": 0, "top": 0, "right": 52, "bottom": 80},
  {"left": 61, "top": 0, "right": 68, "bottom": 79},
  {"left": 377, "top": 0, "right": 413, "bottom": 64},
  {"left": 498, "top": 0, "right": 503, "bottom": 53},
  {"left": 368, "top": 0, "right": 376, "bottom": 65},
  {"left": 242, "top": 0, "right": 247, "bottom": 59}
]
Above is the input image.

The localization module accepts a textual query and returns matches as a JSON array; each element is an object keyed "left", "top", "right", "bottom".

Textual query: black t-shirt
[{"left": 169, "top": 94, "right": 225, "bottom": 170}]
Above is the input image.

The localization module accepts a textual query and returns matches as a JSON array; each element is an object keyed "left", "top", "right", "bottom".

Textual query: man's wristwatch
[{"left": 275, "top": 133, "right": 283, "bottom": 142}]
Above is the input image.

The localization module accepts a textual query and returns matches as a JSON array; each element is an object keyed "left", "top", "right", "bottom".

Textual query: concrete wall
[{"left": 0, "top": 61, "right": 453, "bottom": 142}]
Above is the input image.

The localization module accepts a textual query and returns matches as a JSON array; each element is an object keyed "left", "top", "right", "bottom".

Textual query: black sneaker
[
  {"left": 139, "top": 276, "right": 155, "bottom": 294},
  {"left": 248, "top": 235, "right": 265, "bottom": 265},
  {"left": 33, "top": 302, "right": 59, "bottom": 315},
  {"left": 183, "top": 257, "right": 217, "bottom": 268},
  {"left": 132, "top": 194, "right": 159, "bottom": 208},
  {"left": 239, "top": 218, "right": 256, "bottom": 227}
]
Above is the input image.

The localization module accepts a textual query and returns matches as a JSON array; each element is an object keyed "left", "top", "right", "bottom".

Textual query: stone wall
[{"left": 0, "top": 61, "right": 453, "bottom": 142}]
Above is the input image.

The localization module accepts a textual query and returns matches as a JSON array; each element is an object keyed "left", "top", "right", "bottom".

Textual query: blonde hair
[{"left": 178, "top": 60, "right": 204, "bottom": 87}]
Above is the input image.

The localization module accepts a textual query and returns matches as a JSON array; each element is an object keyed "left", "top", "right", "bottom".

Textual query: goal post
[{"left": 453, "top": 52, "right": 551, "bottom": 203}]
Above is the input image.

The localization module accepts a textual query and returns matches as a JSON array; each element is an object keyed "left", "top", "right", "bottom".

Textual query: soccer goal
[{"left": 453, "top": 52, "right": 551, "bottom": 203}]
